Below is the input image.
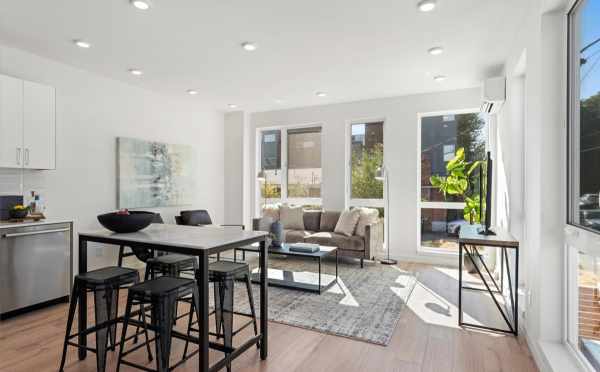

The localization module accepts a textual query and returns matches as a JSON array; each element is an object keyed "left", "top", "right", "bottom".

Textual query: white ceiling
[{"left": 0, "top": 0, "right": 527, "bottom": 112}]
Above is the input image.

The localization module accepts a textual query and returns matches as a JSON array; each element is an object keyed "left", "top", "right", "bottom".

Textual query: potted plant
[{"left": 430, "top": 148, "right": 485, "bottom": 273}]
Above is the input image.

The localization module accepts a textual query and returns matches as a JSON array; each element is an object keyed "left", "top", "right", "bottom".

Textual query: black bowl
[
  {"left": 97, "top": 211, "right": 156, "bottom": 233},
  {"left": 9, "top": 208, "right": 28, "bottom": 219}
]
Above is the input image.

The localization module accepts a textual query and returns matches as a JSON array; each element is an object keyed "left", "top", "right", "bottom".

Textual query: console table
[{"left": 458, "top": 225, "right": 519, "bottom": 335}]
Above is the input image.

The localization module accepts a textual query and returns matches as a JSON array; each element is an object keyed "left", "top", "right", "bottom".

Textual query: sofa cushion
[
  {"left": 305, "top": 232, "right": 365, "bottom": 252},
  {"left": 334, "top": 209, "right": 360, "bottom": 237},
  {"left": 303, "top": 210, "right": 322, "bottom": 231},
  {"left": 320, "top": 211, "right": 341, "bottom": 232},
  {"left": 284, "top": 229, "right": 313, "bottom": 243},
  {"left": 280, "top": 204, "right": 304, "bottom": 230},
  {"left": 355, "top": 207, "right": 380, "bottom": 237},
  {"left": 255, "top": 216, "right": 274, "bottom": 232}
]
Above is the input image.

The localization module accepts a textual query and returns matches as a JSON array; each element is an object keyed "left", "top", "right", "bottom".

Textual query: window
[
  {"left": 287, "top": 127, "right": 322, "bottom": 198},
  {"left": 567, "top": 0, "right": 600, "bottom": 369},
  {"left": 419, "top": 112, "right": 488, "bottom": 252},
  {"left": 257, "top": 126, "right": 322, "bottom": 209},
  {"left": 260, "top": 130, "right": 282, "bottom": 202},
  {"left": 348, "top": 121, "right": 384, "bottom": 207}
]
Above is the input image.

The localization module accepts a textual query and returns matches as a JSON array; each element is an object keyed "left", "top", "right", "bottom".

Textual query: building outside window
[{"left": 348, "top": 121, "right": 384, "bottom": 211}]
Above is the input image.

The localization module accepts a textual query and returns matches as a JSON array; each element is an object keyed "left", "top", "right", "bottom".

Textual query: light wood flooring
[{"left": 0, "top": 262, "right": 538, "bottom": 372}]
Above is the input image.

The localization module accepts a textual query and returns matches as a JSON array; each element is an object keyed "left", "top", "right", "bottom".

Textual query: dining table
[{"left": 77, "top": 223, "right": 269, "bottom": 372}]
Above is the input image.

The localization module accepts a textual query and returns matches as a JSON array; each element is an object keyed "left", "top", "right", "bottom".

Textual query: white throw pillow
[
  {"left": 355, "top": 208, "right": 380, "bottom": 237},
  {"left": 334, "top": 209, "right": 361, "bottom": 237},
  {"left": 280, "top": 204, "right": 304, "bottom": 230},
  {"left": 262, "top": 205, "right": 280, "bottom": 221}
]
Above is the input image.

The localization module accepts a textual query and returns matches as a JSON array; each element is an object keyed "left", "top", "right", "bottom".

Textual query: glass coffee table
[{"left": 235, "top": 244, "right": 338, "bottom": 294}]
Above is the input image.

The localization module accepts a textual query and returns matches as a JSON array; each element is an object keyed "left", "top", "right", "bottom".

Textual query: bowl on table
[{"left": 97, "top": 211, "right": 156, "bottom": 233}]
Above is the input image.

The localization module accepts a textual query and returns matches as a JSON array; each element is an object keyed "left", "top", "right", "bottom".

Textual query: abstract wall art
[{"left": 117, "top": 137, "right": 194, "bottom": 208}]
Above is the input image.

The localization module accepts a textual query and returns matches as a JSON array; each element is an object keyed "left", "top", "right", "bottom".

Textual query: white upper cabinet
[
  {"left": 0, "top": 74, "right": 55, "bottom": 170},
  {"left": 23, "top": 81, "right": 55, "bottom": 170},
  {"left": 0, "top": 75, "right": 24, "bottom": 168}
]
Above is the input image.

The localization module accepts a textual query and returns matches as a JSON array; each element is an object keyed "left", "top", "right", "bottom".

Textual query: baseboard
[{"left": 522, "top": 327, "right": 552, "bottom": 372}]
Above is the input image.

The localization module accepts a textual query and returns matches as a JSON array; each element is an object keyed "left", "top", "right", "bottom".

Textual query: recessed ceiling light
[
  {"left": 433, "top": 75, "right": 447, "bottom": 82},
  {"left": 228, "top": 104, "right": 238, "bottom": 109},
  {"left": 73, "top": 39, "right": 91, "bottom": 49},
  {"left": 315, "top": 91, "right": 327, "bottom": 97},
  {"left": 187, "top": 89, "right": 198, "bottom": 95},
  {"left": 274, "top": 99, "right": 284, "bottom": 104},
  {"left": 417, "top": 0, "right": 436, "bottom": 12},
  {"left": 129, "top": 68, "right": 143, "bottom": 76},
  {"left": 131, "top": 0, "right": 151, "bottom": 10},
  {"left": 428, "top": 46, "right": 444, "bottom": 55},
  {"left": 241, "top": 42, "right": 257, "bottom": 51}
]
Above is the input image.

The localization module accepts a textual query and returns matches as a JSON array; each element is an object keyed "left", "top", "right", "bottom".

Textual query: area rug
[{"left": 214, "top": 256, "right": 416, "bottom": 346}]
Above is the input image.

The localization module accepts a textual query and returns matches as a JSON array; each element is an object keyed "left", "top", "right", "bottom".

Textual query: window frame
[
  {"left": 565, "top": 1, "right": 600, "bottom": 370},
  {"left": 255, "top": 123, "right": 323, "bottom": 214},
  {"left": 417, "top": 108, "right": 487, "bottom": 255},
  {"left": 345, "top": 117, "right": 386, "bottom": 209}
]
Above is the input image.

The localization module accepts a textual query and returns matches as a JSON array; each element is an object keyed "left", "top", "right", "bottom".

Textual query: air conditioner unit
[{"left": 480, "top": 77, "right": 506, "bottom": 114}]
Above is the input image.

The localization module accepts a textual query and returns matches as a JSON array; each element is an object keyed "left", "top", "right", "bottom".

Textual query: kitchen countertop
[{"left": 0, "top": 219, "right": 73, "bottom": 229}]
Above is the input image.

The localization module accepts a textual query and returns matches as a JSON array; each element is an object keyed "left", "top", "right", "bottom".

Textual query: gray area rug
[{"left": 213, "top": 256, "right": 416, "bottom": 346}]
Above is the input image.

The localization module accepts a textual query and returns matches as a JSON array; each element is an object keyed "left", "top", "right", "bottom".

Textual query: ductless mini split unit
[{"left": 480, "top": 76, "right": 506, "bottom": 114}]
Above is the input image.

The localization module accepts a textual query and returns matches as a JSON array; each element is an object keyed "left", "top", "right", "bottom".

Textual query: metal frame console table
[{"left": 458, "top": 225, "right": 519, "bottom": 335}]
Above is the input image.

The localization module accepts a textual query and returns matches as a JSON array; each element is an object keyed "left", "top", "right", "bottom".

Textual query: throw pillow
[
  {"left": 334, "top": 209, "right": 361, "bottom": 237},
  {"left": 355, "top": 208, "right": 380, "bottom": 237},
  {"left": 279, "top": 204, "right": 304, "bottom": 230},
  {"left": 320, "top": 211, "right": 341, "bottom": 232},
  {"left": 255, "top": 216, "right": 274, "bottom": 232},
  {"left": 262, "top": 205, "right": 280, "bottom": 221},
  {"left": 303, "top": 210, "right": 322, "bottom": 231}
]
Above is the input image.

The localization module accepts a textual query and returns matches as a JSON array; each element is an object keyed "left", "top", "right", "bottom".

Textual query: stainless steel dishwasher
[{"left": 0, "top": 222, "right": 72, "bottom": 319}]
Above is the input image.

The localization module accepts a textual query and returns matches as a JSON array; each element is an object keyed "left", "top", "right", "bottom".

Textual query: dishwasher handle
[{"left": 2, "top": 228, "right": 71, "bottom": 238}]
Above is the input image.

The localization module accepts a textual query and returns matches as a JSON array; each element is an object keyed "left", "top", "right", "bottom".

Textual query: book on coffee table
[{"left": 285, "top": 242, "right": 320, "bottom": 253}]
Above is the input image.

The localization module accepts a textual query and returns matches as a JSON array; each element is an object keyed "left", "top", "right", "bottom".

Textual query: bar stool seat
[
  {"left": 59, "top": 266, "right": 152, "bottom": 372},
  {"left": 117, "top": 276, "right": 201, "bottom": 372},
  {"left": 146, "top": 254, "right": 197, "bottom": 278}
]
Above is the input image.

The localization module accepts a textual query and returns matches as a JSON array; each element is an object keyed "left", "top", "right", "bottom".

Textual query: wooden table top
[{"left": 458, "top": 224, "right": 519, "bottom": 248}]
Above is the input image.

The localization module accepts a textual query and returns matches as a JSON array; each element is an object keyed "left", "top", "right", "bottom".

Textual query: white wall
[
  {"left": 0, "top": 43, "right": 225, "bottom": 270},
  {"left": 243, "top": 88, "right": 480, "bottom": 265},
  {"left": 223, "top": 111, "right": 244, "bottom": 225}
]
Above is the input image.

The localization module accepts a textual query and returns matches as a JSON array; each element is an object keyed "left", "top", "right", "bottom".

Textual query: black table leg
[
  {"left": 458, "top": 242, "right": 463, "bottom": 326},
  {"left": 515, "top": 247, "right": 519, "bottom": 335},
  {"left": 196, "top": 254, "right": 209, "bottom": 372},
  {"left": 78, "top": 238, "right": 88, "bottom": 360},
  {"left": 259, "top": 239, "right": 268, "bottom": 360},
  {"left": 318, "top": 257, "right": 322, "bottom": 294}
]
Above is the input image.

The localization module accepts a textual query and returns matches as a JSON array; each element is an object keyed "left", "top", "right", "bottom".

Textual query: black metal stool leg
[
  {"left": 94, "top": 287, "right": 111, "bottom": 372},
  {"left": 106, "top": 286, "right": 119, "bottom": 351},
  {"left": 59, "top": 281, "right": 79, "bottom": 372},
  {"left": 152, "top": 293, "right": 176, "bottom": 372},
  {"left": 182, "top": 298, "right": 195, "bottom": 359},
  {"left": 139, "top": 302, "right": 154, "bottom": 361},
  {"left": 116, "top": 294, "right": 134, "bottom": 372},
  {"left": 244, "top": 273, "right": 259, "bottom": 345},
  {"left": 222, "top": 277, "right": 234, "bottom": 372},
  {"left": 214, "top": 280, "right": 224, "bottom": 339}
]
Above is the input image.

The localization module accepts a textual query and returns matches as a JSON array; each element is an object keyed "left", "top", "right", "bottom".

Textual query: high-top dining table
[{"left": 77, "top": 224, "right": 269, "bottom": 372}]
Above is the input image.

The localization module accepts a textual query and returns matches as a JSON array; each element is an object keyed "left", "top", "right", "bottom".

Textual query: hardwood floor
[{"left": 0, "top": 262, "right": 538, "bottom": 372}]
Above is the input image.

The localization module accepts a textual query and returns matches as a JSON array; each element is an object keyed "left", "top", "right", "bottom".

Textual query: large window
[
  {"left": 347, "top": 121, "right": 384, "bottom": 207},
  {"left": 419, "top": 112, "right": 488, "bottom": 252},
  {"left": 287, "top": 128, "right": 322, "bottom": 198},
  {"left": 567, "top": 0, "right": 600, "bottom": 369},
  {"left": 258, "top": 126, "right": 322, "bottom": 208}
]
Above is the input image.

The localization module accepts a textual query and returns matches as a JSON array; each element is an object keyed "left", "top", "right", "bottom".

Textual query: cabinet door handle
[
  {"left": 16, "top": 148, "right": 21, "bottom": 165},
  {"left": 24, "top": 148, "right": 29, "bottom": 165},
  {"left": 2, "top": 228, "right": 70, "bottom": 238}
]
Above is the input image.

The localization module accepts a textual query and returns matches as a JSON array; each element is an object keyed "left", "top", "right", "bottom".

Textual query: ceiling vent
[{"left": 480, "top": 77, "right": 506, "bottom": 114}]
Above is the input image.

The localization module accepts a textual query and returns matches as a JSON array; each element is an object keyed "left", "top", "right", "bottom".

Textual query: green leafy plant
[{"left": 429, "top": 147, "right": 484, "bottom": 223}]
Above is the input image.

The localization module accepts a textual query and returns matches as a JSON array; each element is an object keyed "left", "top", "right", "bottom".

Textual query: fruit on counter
[{"left": 116, "top": 209, "right": 130, "bottom": 215}]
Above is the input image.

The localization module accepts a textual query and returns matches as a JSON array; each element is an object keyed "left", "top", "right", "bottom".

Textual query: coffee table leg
[{"left": 318, "top": 257, "right": 322, "bottom": 294}]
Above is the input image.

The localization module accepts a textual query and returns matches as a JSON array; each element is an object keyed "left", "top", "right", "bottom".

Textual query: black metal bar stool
[
  {"left": 59, "top": 266, "right": 153, "bottom": 372},
  {"left": 117, "top": 276, "right": 201, "bottom": 372},
  {"left": 183, "top": 261, "right": 258, "bottom": 372}
]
